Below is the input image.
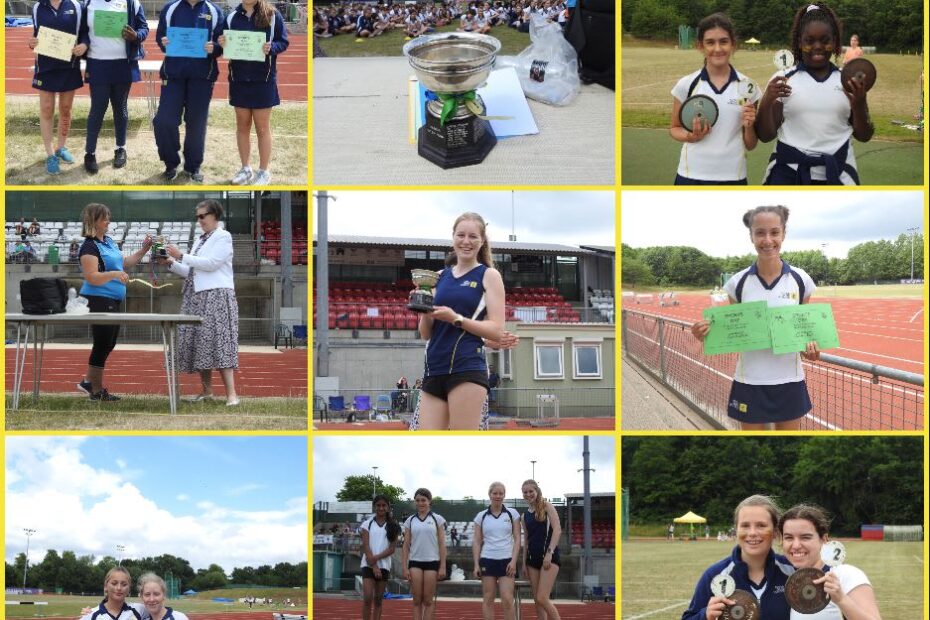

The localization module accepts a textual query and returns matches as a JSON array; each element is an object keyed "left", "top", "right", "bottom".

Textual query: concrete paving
[{"left": 620, "top": 356, "right": 717, "bottom": 430}]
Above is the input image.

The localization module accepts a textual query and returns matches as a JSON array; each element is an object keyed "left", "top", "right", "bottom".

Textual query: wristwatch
[{"left": 453, "top": 314, "right": 464, "bottom": 328}]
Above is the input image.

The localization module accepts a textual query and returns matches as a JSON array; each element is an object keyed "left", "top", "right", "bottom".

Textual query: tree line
[
  {"left": 622, "top": 0, "right": 923, "bottom": 52},
  {"left": 621, "top": 232, "right": 924, "bottom": 288},
  {"left": 5, "top": 551, "right": 307, "bottom": 594},
  {"left": 621, "top": 437, "right": 923, "bottom": 536}
]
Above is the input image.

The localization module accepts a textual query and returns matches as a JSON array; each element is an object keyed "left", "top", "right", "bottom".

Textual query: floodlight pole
[
  {"left": 117, "top": 544, "right": 125, "bottom": 566},
  {"left": 907, "top": 227, "right": 919, "bottom": 281},
  {"left": 372, "top": 466, "right": 379, "bottom": 500},
  {"left": 530, "top": 460, "right": 536, "bottom": 480},
  {"left": 315, "top": 191, "right": 335, "bottom": 377},
  {"left": 578, "top": 436, "right": 595, "bottom": 576},
  {"left": 22, "top": 528, "right": 36, "bottom": 591}
]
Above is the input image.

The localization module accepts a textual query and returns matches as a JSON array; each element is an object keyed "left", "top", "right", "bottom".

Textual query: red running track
[
  {"left": 5, "top": 27, "right": 307, "bottom": 102},
  {"left": 313, "top": 417, "right": 616, "bottom": 431},
  {"left": 312, "top": 597, "right": 615, "bottom": 619},
  {"left": 5, "top": 348, "right": 308, "bottom": 397},
  {"left": 622, "top": 294, "right": 924, "bottom": 430},
  {"left": 32, "top": 613, "right": 307, "bottom": 620}
]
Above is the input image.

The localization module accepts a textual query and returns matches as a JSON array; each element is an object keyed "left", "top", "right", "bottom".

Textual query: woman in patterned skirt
[{"left": 163, "top": 199, "right": 240, "bottom": 406}]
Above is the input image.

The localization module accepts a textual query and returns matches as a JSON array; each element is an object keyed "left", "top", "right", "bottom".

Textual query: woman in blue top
[
  {"left": 76, "top": 202, "right": 151, "bottom": 401},
  {"left": 416, "top": 212, "right": 505, "bottom": 430},
  {"left": 28, "top": 0, "right": 86, "bottom": 175},
  {"left": 79, "top": 0, "right": 147, "bottom": 174},
  {"left": 521, "top": 479, "right": 562, "bottom": 620},
  {"left": 220, "top": 0, "right": 289, "bottom": 186},
  {"left": 682, "top": 495, "right": 793, "bottom": 620}
]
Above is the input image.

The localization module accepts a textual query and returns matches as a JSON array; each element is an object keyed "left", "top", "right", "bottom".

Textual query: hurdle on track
[{"left": 621, "top": 309, "right": 924, "bottom": 430}]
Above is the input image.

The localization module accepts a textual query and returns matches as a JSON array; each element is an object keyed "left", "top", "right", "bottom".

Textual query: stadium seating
[
  {"left": 259, "top": 220, "right": 308, "bottom": 265},
  {"left": 569, "top": 520, "right": 614, "bottom": 548}
]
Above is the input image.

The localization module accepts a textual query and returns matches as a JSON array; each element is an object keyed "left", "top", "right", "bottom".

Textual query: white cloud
[
  {"left": 176, "top": 494, "right": 190, "bottom": 502},
  {"left": 5, "top": 439, "right": 306, "bottom": 571}
]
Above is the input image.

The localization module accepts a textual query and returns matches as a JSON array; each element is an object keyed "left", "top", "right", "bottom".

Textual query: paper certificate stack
[{"left": 702, "top": 302, "right": 840, "bottom": 356}]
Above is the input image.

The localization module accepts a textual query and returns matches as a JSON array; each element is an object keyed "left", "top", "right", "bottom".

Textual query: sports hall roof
[{"left": 314, "top": 235, "right": 597, "bottom": 256}]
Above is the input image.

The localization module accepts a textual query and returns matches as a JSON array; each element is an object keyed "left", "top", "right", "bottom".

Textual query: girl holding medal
[
  {"left": 79, "top": 0, "right": 147, "bottom": 174},
  {"left": 360, "top": 495, "right": 401, "bottom": 620},
  {"left": 682, "top": 495, "right": 792, "bottom": 620},
  {"left": 402, "top": 488, "right": 447, "bottom": 620},
  {"left": 415, "top": 212, "right": 506, "bottom": 430},
  {"left": 521, "top": 479, "right": 562, "bottom": 620},
  {"left": 691, "top": 206, "right": 819, "bottom": 430},
  {"left": 220, "top": 0, "right": 289, "bottom": 186},
  {"left": 669, "top": 13, "right": 759, "bottom": 185},
  {"left": 756, "top": 3, "right": 873, "bottom": 185},
  {"left": 28, "top": 0, "right": 86, "bottom": 175},
  {"left": 779, "top": 505, "right": 882, "bottom": 620}
]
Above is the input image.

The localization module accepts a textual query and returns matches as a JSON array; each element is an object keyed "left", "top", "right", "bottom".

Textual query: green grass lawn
[
  {"left": 621, "top": 283, "right": 925, "bottom": 299},
  {"left": 621, "top": 539, "right": 924, "bottom": 619},
  {"left": 4, "top": 588, "right": 308, "bottom": 617},
  {"left": 4, "top": 96, "right": 308, "bottom": 185},
  {"left": 316, "top": 24, "right": 531, "bottom": 57},
  {"left": 4, "top": 393, "right": 308, "bottom": 431}
]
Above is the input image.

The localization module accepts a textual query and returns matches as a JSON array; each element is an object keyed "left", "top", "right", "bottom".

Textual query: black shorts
[
  {"left": 526, "top": 548, "right": 560, "bottom": 570},
  {"left": 421, "top": 371, "right": 489, "bottom": 401},
  {"left": 408, "top": 560, "right": 440, "bottom": 571},
  {"left": 479, "top": 557, "right": 512, "bottom": 578},
  {"left": 361, "top": 566, "right": 390, "bottom": 581}
]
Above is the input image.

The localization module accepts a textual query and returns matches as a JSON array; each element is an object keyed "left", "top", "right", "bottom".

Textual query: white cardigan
[{"left": 168, "top": 227, "right": 235, "bottom": 292}]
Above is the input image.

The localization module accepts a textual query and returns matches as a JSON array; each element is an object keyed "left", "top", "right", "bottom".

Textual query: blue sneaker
[
  {"left": 55, "top": 146, "right": 75, "bottom": 163},
  {"left": 46, "top": 154, "right": 60, "bottom": 175}
]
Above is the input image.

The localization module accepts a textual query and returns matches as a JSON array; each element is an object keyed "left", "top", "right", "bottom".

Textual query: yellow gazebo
[
  {"left": 674, "top": 511, "right": 707, "bottom": 539},
  {"left": 745, "top": 37, "right": 761, "bottom": 45}
]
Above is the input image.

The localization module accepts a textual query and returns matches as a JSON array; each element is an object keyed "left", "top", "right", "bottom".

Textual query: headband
[{"left": 806, "top": 4, "right": 820, "bottom": 12}]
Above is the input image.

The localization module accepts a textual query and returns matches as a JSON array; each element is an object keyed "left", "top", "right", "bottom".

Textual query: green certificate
[
  {"left": 769, "top": 303, "right": 840, "bottom": 355},
  {"left": 94, "top": 10, "right": 126, "bottom": 38},
  {"left": 702, "top": 301, "right": 772, "bottom": 355},
  {"left": 223, "top": 30, "right": 266, "bottom": 61}
]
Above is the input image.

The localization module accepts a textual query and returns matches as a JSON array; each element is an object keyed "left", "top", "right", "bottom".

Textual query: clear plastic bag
[
  {"left": 496, "top": 14, "right": 580, "bottom": 106},
  {"left": 65, "top": 288, "right": 90, "bottom": 315}
]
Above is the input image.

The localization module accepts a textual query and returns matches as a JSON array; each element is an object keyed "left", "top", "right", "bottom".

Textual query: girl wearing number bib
[
  {"left": 669, "top": 13, "right": 759, "bottom": 185},
  {"left": 683, "top": 495, "right": 793, "bottom": 620},
  {"left": 29, "top": 0, "right": 85, "bottom": 175},
  {"left": 691, "top": 206, "right": 818, "bottom": 429},
  {"left": 779, "top": 505, "right": 881, "bottom": 620},
  {"left": 80, "top": 0, "right": 147, "bottom": 174},
  {"left": 220, "top": 0, "right": 289, "bottom": 186}
]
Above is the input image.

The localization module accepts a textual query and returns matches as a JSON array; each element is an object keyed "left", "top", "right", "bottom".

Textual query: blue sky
[{"left": 6, "top": 437, "right": 307, "bottom": 571}]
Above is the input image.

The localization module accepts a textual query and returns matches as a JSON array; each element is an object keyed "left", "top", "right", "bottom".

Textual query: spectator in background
[
  {"left": 28, "top": 218, "right": 41, "bottom": 236},
  {"left": 451, "top": 525, "right": 459, "bottom": 547},
  {"left": 843, "top": 33, "right": 864, "bottom": 64},
  {"left": 69, "top": 238, "right": 81, "bottom": 262},
  {"left": 356, "top": 6, "right": 377, "bottom": 37},
  {"left": 16, "top": 217, "right": 28, "bottom": 239}
]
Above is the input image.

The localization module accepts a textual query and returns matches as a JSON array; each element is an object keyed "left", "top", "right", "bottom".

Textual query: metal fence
[
  {"left": 621, "top": 309, "right": 924, "bottom": 430},
  {"left": 316, "top": 386, "right": 615, "bottom": 420}
]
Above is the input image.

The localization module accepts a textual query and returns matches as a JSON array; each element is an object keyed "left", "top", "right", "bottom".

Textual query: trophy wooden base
[
  {"left": 407, "top": 291, "right": 435, "bottom": 313},
  {"left": 418, "top": 108, "right": 497, "bottom": 169}
]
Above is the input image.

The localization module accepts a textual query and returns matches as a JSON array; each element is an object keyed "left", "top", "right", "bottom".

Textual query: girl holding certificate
[
  {"left": 29, "top": 0, "right": 86, "bottom": 175},
  {"left": 219, "top": 0, "right": 289, "bottom": 186},
  {"left": 80, "top": 0, "right": 148, "bottom": 174},
  {"left": 691, "top": 206, "right": 818, "bottom": 429}
]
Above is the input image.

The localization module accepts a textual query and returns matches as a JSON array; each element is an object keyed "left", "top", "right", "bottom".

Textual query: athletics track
[
  {"left": 311, "top": 598, "right": 615, "bottom": 619},
  {"left": 4, "top": 27, "right": 308, "bottom": 102}
]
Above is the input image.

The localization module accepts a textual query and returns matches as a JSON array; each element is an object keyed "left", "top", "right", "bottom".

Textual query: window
[
  {"left": 573, "top": 340, "right": 602, "bottom": 379},
  {"left": 496, "top": 348, "right": 512, "bottom": 379},
  {"left": 534, "top": 339, "right": 564, "bottom": 379}
]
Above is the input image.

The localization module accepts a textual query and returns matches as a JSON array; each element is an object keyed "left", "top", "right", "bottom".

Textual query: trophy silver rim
[{"left": 403, "top": 32, "right": 501, "bottom": 94}]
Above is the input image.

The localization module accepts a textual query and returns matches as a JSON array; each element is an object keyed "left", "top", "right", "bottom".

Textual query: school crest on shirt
[
  {"left": 460, "top": 280, "right": 478, "bottom": 288},
  {"left": 730, "top": 399, "right": 748, "bottom": 413},
  {"left": 778, "top": 291, "right": 799, "bottom": 301}
]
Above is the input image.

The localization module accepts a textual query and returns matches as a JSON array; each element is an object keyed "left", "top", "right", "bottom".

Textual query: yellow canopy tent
[
  {"left": 745, "top": 37, "right": 761, "bottom": 45},
  {"left": 674, "top": 511, "right": 707, "bottom": 538}
]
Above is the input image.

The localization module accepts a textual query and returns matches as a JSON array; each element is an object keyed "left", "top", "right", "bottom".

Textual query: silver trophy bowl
[{"left": 403, "top": 32, "right": 501, "bottom": 94}]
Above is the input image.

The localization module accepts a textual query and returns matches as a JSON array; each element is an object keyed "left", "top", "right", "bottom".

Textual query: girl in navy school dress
[
  {"left": 755, "top": 3, "right": 873, "bottom": 185},
  {"left": 521, "top": 479, "right": 562, "bottom": 620},
  {"left": 691, "top": 206, "right": 819, "bottom": 430},
  {"left": 28, "top": 0, "right": 86, "bottom": 175},
  {"left": 220, "top": 0, "right": 289, "bottom": 186},
  {"left": 79, "top": 0, "right": 147, "bottom": 174},
  {"left": 414, "top": 212, "right": 506, "bottom": 431},
  {"left": 669, "top": 13, "right": 759, "bottom": 185}
]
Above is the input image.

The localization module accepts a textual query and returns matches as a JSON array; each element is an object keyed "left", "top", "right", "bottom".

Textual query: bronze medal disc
[
  {"left": 721, "top": 589, "right": 759, "bottom": 620},
  {"left": 786, "top": 567, "right": 829, "bottom": 614},
  {"left": 841, "top": 58, "right": 877, "bottom": 91}
]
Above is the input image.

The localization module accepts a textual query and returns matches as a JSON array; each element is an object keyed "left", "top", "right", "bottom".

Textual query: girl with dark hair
[
  {"left": 220, "top": 0, "right": 289, "bottom": 186},
  {"left": 360, "top": 495, "right": 402, "bottom": 620},
  {"left": 691, "top": 206, "right": 818, "bottom": 429},
  {"left": 414, "top": 212, "right": 505, "bottom": 430},
  {"left": 521, "top": 479, "right": 562, "bottom": 619},
  {"left": 669, "top": 12, "right": 759, "bottom": 184},
  {"left": 683, "top": 495, "right": 793, "bottom": 620},
  {"left": 779, "top": 505, "right": 881, "bottom": 620},
  {"left": 402, "top": 488, "right": 447, "bottom": 620},
  {"left": 79, "top": 566, "right": 138, "bottom": 620},
  {"left": 756, "top": 3, "right": 873, "bottom": 184}
]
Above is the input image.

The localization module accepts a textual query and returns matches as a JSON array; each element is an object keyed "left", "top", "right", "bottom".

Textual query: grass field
[
  {"left": 4, "top": 588, "right": 308, "bottom": 617},
  {"left": 4, "top": 394, "right": 308, "bottom": 431},
  {"left": 621, "top": 46, "right": 924, "bottom": 185},
  {"left": 316, "top": 24, "right": 531, "bottom": 57},
  {"left": 4, "top": 96, "right": 308, "bottom": 185},
  {"left": 621, "top": 539, "right": 924, "bottom": 619},
  {"left": 622, "top": 283, "right": 925, "bottom": 299}
]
